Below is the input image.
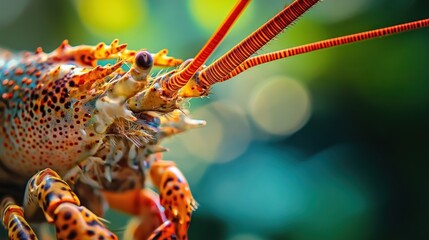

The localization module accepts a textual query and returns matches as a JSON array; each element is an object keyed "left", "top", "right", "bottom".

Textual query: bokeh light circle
[
  {"left": 76, "top": 0, "right": 145, "bottom": 35},
  {"left": 188, "top": 0, "right": 253, "bottom": 34},
  {"left": 0, "top": 0, "right": 30, "bottom": 27},
  {"left": 178, "top": 101, "right": 251, "bottom": 163},
  {"left": 249, "top": 76, "right": 311, "bottom": 136},
  {"left": 199, "top": 145, "right": 311, "bottom": 232},
  {"left": 308, "top": 0, "right": 372, "bottom": 23}
]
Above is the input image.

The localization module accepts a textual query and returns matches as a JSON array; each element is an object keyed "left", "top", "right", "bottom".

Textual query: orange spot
[
  {"left": 2, "top": 79, "right": 8, "bottom": 86},
  {"left": 13, "top": 117, "right": 21, "bottom": 124},
  {"left": 13, "top": 85, "right": 20, "bottom": 91},
  {"left": 15, "top": 68, "right": 24, "bottom": 76},
  {"left": 1, "top": 93, "right": 12, "bottom": 99},
  {"left": 35, "top": 47, "right": 43, "bottom": 54},
  {"left": 7, "top": 80, "right": 14, "bottom": 86},
  {"left": 35, "top": 71, "right": 42, "bottom": 77}
]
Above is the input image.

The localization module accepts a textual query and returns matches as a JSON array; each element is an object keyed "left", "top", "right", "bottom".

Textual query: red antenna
[
  {"left": 160, "top": 0, "right": 428, "bottom": 96},
  {"left": 162, "top": 0, "right": 251, "bottom": 93},
  {"left": 199, "top": 0, "right": 321, "bottom": 86},
  {"left": 221, "top": 18, "right": 429, "bottom": 80}
]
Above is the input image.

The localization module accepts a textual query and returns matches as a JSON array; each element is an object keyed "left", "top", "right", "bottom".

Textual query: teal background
[{"left": 0, "top": 0, "right": 428, "bottom": 239}]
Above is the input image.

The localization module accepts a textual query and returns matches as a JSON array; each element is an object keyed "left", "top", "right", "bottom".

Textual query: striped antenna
[
  {"left": 163, "top": 0, "right": 251, "bottom": 92},
  {"left": 221, "top": 18, "right": 429, "bottom": 80},
  {"left": 199, "top": 0, "right": 320, "bottom": 86}
]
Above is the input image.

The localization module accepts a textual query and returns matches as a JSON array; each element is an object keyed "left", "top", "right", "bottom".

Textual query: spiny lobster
[{"left": 0, "top": 0, "right": 428, "bottom": 239}]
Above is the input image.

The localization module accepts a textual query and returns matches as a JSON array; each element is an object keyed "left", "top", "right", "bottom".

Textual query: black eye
[{"left": 135, "top": 51, "right": 153, "bottom": 69}]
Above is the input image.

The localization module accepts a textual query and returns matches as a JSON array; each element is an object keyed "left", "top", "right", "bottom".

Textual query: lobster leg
[
  {"left": 1, "top": 197, "right": 38, "bottom": 240},
  {"left": 149, "top": 160, "right": 197, "bottom": 240},
  {"left": 147, "top": 220, "right": 177, "bottom": 240},
  {"left": 102, "top": 189, "right": 167, "bottom": 240},
  {"left": 21, "top": 168, "right": 118, "bottom": 240},
  {"left": 105, "top": 159, "right": 195, "bottom": 239}
]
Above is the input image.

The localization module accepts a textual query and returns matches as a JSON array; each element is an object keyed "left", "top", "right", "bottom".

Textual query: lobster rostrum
[{"left": 0, "top": 0, "right": 428, "bottom": 239}]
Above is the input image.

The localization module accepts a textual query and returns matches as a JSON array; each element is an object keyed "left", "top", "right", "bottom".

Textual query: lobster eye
[{"left": 135, "top": 51, "right": 153, "bottom": 69}]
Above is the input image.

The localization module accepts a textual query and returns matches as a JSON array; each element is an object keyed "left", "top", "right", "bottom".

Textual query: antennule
[
  {"left": 222, "top": 18, "right": 429, "bottom": 80},
  {"left": 163, "top": 0, "right": 251, "bottom": 92},
  {"left": 199, "top": 0, "right": 320, "bottom": 86}
]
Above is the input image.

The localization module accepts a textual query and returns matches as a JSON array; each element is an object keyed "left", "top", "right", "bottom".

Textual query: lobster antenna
[
  {"left": 221, "top": 18, "right": 429, "bottom": 80},
  {"left": 199, "top": 0, "right": 320, "bottom": 86},
  {"left": 163, "top": 0, "right": 251, "bottom": 92}
]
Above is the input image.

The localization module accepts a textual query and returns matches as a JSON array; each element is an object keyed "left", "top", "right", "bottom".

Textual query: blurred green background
[{"left": 1, "top": 0, "right": 428, "bottom": 239}]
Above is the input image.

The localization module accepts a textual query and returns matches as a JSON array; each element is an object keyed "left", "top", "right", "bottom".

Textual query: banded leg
[
  {"left": 149, "top": 160, "right": 197, "bottom": 240},
  {"left": 23, "top": 168, "right": 118, "bottom": 240},
  {"left": 1, "top": 197, "right": 38, "bottom": 240}
]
